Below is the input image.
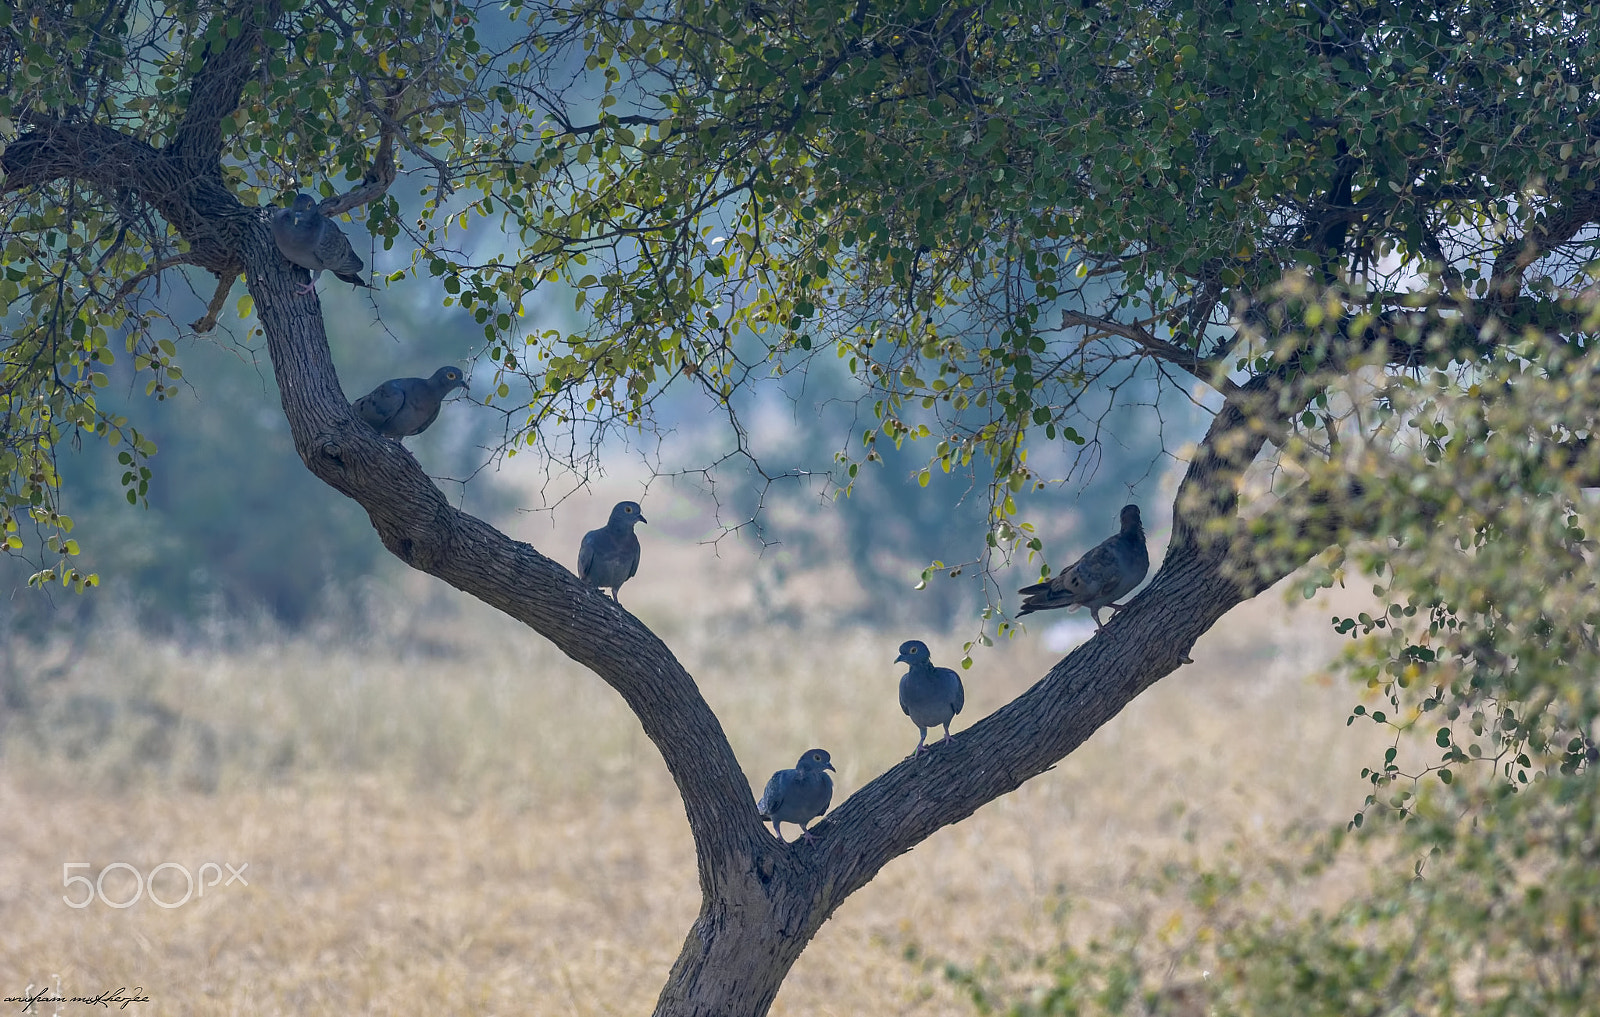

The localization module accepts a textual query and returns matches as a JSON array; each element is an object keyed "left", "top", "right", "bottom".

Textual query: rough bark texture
[{"left": 3, "top": 7, "right": 1338, "bottom": 1014}]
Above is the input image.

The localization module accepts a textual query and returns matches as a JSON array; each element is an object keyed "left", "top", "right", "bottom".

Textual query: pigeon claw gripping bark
[
  {"left": 578, "top": 501, "right": 647, "bottom": 603},
  {"left": 351, "top": 366, "right": 470, "bottom": 439},
  {"left": 1017, "top": 504, "right": 1150, "bottom": 629},
  {"left": 756, "top": 749, "right": 835, "bottom": 843},
  {"left": 271, "top": 192, "right": 374, "bottom": 294},
  {"left": 895, "top": 640, "right": 965, "bottom": 759}
]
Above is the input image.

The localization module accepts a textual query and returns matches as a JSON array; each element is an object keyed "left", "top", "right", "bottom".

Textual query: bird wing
[
  {"left": 577, "top": 530, "right": 599, "bottom": 580},
  {"left": 897, "top": 672, "right": 915, "bottom": 718},
  {"left": 353, "top": 381, "right": 405, "bottom": 433},
  {"left": 942, "top": 667, "right": 965, "bottom": 715},
  {"left": 756, "top": 772, "right": 785, "bottom": 818},
  {"left": 624, "top": 533, "right": 641, "bottom": 581},
  {"left": 312, "top": 218, "right": 367, "bottom": 279},
  {"left": 1021, "top": 540, "right": 1123, "bottom": 607}
]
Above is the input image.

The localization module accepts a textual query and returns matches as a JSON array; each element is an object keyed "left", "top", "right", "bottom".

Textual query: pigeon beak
[
  {"left": 637, "top": 514, "right": 648, "bottom": 524},
  {"left": 825, "top": 762, "right": 836, "bottom": 772},
  {"left": 894, "top": 652, "right": 910, "bottom": 664}
]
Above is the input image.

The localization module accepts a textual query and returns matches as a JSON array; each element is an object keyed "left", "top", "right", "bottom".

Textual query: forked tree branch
[{"left": 6, "top": 6, "right": 1348, "bottom": 1011}]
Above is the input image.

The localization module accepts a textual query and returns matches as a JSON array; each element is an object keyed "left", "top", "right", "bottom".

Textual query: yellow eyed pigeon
[
  {"left": 756, "top": 748, "right": 835, "bottom": 842},
  {"left": 351, "top": 366, "right": 469, "bottom": 439}
]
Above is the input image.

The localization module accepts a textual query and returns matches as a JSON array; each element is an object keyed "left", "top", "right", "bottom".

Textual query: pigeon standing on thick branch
[
  {"left": 578, "top": 501, "right": 647, "bottom": 602},
  {"left": 271, "top": 192, "right": 374, "bottom": 294},
  {"left": 895, "top": 640, "right": 965, "bottom": 758},
  {"left": 351, "top": 366, "right": 469, "bottom": 439},
  {"left": 756, "top": 748, "right": 835, "bottom": 843},
  {"left": 1017, "top": 504, "right": 1149, "bottom": 628}
]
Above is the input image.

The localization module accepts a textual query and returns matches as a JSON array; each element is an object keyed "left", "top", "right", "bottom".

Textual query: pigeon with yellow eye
[
  {"left": 896, "top": 639, "right": 965, "bottom": 757},
  {"left": 579, "top": 500, "right": 647, "bottom": 602},
  {"left": 756, "top": 748, "right": 835, "bottom": 843},
  {"left": 352, "top": 366, "right": 469, "bottom": 439}
]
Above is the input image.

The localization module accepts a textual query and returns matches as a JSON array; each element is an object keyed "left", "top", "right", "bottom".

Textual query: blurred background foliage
[
  {"left": 924, "top": 307, "right": 1600, "bottom": 1015},
  {"left": 0, "top": 282, "right": 505, "bottom": 637},
  {"left": 936, "top": 765, "right": 1600, "bottom": 1017}
]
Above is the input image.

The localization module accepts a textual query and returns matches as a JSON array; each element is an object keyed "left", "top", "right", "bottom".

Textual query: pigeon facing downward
[
  {"left": 352, "top": 366, "right": 469, "bottom": 439},
  {"left": 1017, "top": 504, "right": 1149, "bottom": 628},
  {"left": 756, "top": 748, "right": 835, "bottom": 843},
  {"left": 896, "top": 640, "right": 965, "bottom": 758},
  {"left": 271, "top": 192, "right": 374, "bottom": 295},
  {"left": 579, "top": 501, "right": 647, "bottom": 602}
]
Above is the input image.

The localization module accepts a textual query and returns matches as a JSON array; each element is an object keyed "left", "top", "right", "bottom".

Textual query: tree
[{"left": 4, "top": 1, "right": 1598, "bottom": 1013}]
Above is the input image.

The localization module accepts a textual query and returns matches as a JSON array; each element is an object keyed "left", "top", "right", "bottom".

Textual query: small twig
[
  {"left": 190, "top": 268, "right": 241, "bottom": 333},
  {"left": 359, "top": 76, "right": 452, "bottom": 202},
  {"left": 1058, "top": 309, "right": 1240, "bottom": 398},
  {"left": 109, "top": 253, "right": 205, "bottom": 304}
]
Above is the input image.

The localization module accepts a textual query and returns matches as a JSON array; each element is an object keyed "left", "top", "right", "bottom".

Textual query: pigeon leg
[
  {"left": 939, "top": 723, "right": 953, "bottom": 746},
  {"left": 1090, "top": 608, "right": 1106, "bottom": 630},
  {"left": 771, "top": 820, "right": 785, "bottom": 841},
  {"left": 909, "top": 728, "right": 929, "bottom": 758},
  {"left": 294, "top": 278, "right": 317, "bottom": 295},
  {"left": 799, "top": 825, "right": 817, "bottom": 844}
]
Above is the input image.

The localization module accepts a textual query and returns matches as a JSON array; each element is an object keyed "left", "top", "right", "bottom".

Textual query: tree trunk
[{"left": 653, "top": 872, "right": 821, "bottom": 1017}]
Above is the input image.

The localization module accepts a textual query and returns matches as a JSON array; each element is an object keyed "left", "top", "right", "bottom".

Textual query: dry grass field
[{"left": 0, "top": 505, "right": 1391, "bottom": 1016}]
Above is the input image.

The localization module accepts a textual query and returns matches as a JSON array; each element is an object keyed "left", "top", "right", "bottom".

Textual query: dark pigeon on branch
[
  {"left": 352, "top": 366, "right": 469, "bottom": 439},
  {"left": 756, "top": 748, "right": 835, "bottom": 843},
  {"left": 895, "top": 639, "right": 965, "bottom": 758},
  {"left": 578, "top": 501, "right": 647, "bottom": 602},
  {"left": 1017, "top": 504, "right": 1149, "bottom": 629},
  {"left": 271, "top": 192, "right": 374, "bottom": 294}
]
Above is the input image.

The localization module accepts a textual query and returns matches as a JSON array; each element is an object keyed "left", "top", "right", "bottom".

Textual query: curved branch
[
  {"left": 1, "top": 116, "right": 242, "bottom": 273},
  {"left": 811, "top": 539, "right": 1252, "bottom": 909},
  {"left": 1058, "top": 309, "right": 1239, "bottom": 397},
  {"left": 237, "top": 222, "right": 760, "bottom": 888},
  {"left": 170, "top": 1, "right": 284, "bottom": 173}
]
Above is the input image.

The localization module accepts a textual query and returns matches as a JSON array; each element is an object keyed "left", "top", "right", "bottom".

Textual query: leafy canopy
[
  {"left": 4, "top": 0, "right": 1599, "bottom": 783},
  {"left": 10, "top": 0, "right": 1598, "bottom": 593}
]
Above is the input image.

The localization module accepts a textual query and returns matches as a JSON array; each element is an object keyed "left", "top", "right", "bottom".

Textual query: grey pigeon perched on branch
[
  {"left": 579, "top": 501, "right": 647, "bottom": 602},
  {"left": 271, "top": 192, "right": 374, "bottom": 294},
  {"left": 1017, "top": 504, "right": 1149, "bottom": 628},
  {"left": 756, "top": 748, "right": 835, "bottom": 843},
  {"left": 352, "top": 366, "right": 469, "bottom": 439},
  {"left": 896, "top": 640, "right": 965, "bottom": 758}
]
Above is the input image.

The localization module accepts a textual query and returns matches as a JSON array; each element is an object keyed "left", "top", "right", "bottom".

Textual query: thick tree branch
[
  {"left": 191, "top": 267, "right": 241, "bottom": 333},
  {"left": 811, "top": 541, "right": 1251, "bottom": 897},
  {"left": 170, "top": 1, "right": 283, "bottom": 174},
  {"left": 237, "top": 225, "right": 762, "bottom": 889},
  {"left": 1171, "top": 373, "right": 1285, "bottom": 551},
  {"left": 2, "top": 116, "right": 242, "bottom": 273},
  {"left": 1488, "top": 190, "right": 1600, "bottom": 315}
]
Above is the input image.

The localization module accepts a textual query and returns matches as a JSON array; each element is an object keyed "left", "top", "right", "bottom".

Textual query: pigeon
[
  {"left": 578, "top": 501, "right": 647, "bottom": 602},
  {"left": 351, "top": 366, "right": 470, "bottom": 439},
  {"left": 756, "top": 748, "right": 835, "bottom": 843},
  {"left": 271, "top": 192, "right": 374, "bottom": 295},
  {"left": 895, "top": 639, "right": 965, "bottom": 757},
  {"left": 1017, "top": 504, "right": 1149, "bottom": 628}
]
